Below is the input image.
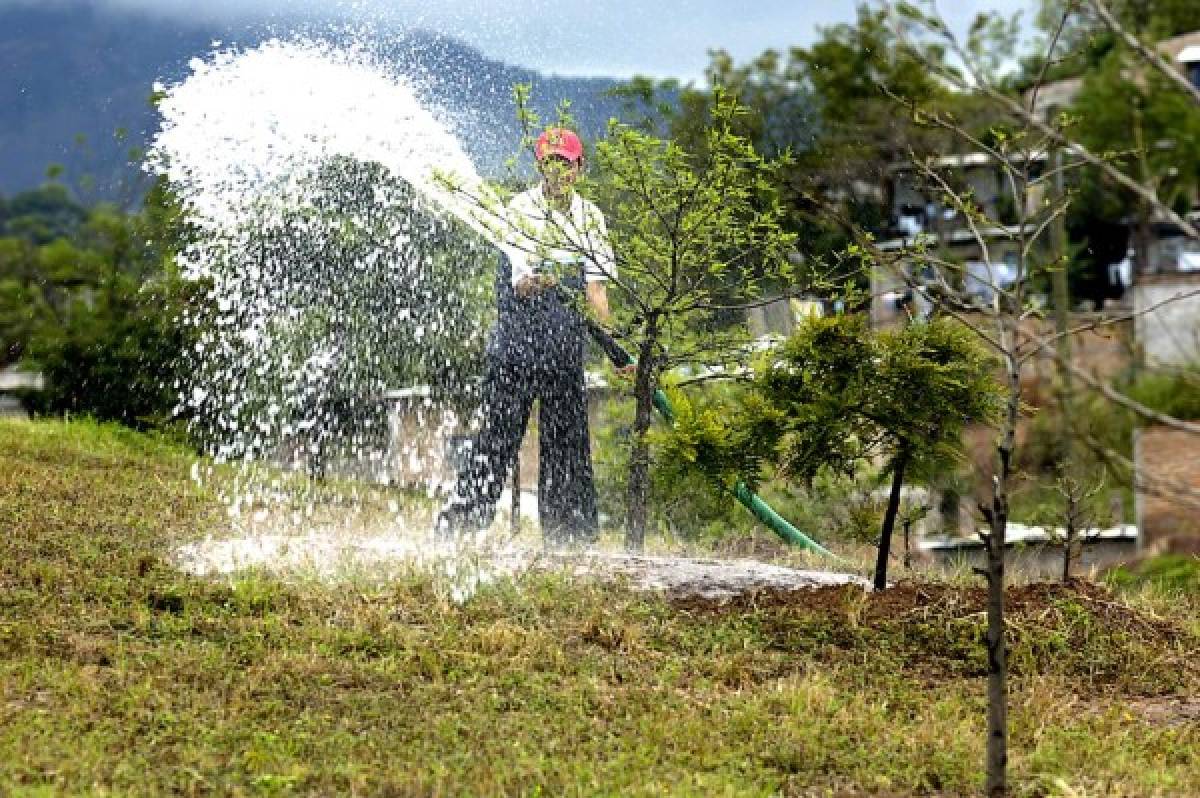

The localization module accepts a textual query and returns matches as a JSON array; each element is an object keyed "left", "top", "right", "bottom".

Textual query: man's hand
[{"left": 515, "top": 274, "right": 558, "bottom": 298}]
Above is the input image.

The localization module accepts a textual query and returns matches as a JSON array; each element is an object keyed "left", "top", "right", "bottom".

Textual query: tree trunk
[
  {"left": 1062, "top": 501, "right": 1077, "bottom": 584},
  {"left": 984, "top": 501, "right": 1008, "bottom": 797},
  {"left": 1062, "top": 524, "right": 1073, "bottom": 583},
  {"left": 984, "top": 360, "right": 1019, "bottom": 798},
  {"left": 1132, "top": 102, "right": 1154, "bottom": 278},
  {"left": 1053, "top": 143, "right": 1076, "bottom": 587},
  {"left": 873, "top": 447, "right": 910, "bottom": 590},
  {"left": 625, "top": 320, "right": 659, "bottom": 551},
  {"left": 1134, "top": 205, "right": 1153, "bottom": 277}
]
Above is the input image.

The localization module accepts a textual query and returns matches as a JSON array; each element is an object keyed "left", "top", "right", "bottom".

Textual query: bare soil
[{"left": 677, "top": 579, "right": 1185, "bottom": 644}]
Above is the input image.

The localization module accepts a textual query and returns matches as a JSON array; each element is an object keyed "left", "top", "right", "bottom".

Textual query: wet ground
[{"left": 173, "top": 530, "right": 867, "bottom": 600}]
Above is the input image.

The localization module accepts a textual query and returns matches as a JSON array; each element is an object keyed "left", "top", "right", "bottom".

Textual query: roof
[
  {"left": 889, "top": 150, "right": 1048, "bottom": 174},
  {"left": 1177, "top": 44, "right": 1200, "bottom": 63},
  {"left": 876, "top": 223, "right": 1040, "bottom": 251},
  {"left": 920, "top": 523, "right": 1137, "bottom": 551}
]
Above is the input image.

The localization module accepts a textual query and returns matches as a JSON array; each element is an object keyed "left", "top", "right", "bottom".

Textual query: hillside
[
  {"left": 0, "top": 2, "right": 627, "bottom": 201},
  {"left": 1, "top": 417, "right": 1197, "bottom": 794}
]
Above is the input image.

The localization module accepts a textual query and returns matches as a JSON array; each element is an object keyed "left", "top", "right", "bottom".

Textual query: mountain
[
  {"left": 0, "top": 3, "right": 215, "bottom": 202},
  {"left": 0, "top": 2, "right": 627, "bottom": 203},
  {"left": 378, "top": 29, "right": 626, "bottom": 174}
]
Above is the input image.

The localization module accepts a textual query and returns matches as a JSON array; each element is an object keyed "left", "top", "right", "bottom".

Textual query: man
[{"left": 438, "top": 128, "right": 617, "bottom": 544}]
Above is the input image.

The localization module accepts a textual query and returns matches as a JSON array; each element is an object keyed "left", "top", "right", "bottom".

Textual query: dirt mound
[
  {"left": 675, "top": 579, "right": 1177, "bottom": 641},
  {"left": 673, "top": 579, "right": 1195, "bottom": 691},
  {"left": 1128, "top": 695, "right": 1200, "bottom": 726}
]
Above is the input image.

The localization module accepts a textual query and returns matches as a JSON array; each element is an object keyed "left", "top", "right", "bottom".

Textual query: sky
[{"left": 6, "top": 0, "right": 1036, "bottom": 79}]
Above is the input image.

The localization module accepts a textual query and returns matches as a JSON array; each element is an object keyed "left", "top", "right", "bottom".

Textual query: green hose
[
  {"left": 730, "top": 479, "right": 838, "bottom": 558},
  {"left": 651, "top": 388, "right": 675, "bottom": 423},
  {"left": 649, "top": 387, "right": 838, "bottom": 558}
]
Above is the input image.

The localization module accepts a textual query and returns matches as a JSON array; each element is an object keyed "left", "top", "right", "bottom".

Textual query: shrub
[
  {"left": 1126, "top": 366, "right": 1200, "bottom": 421},
  {"left": 1108, "top": 554, "right": 1200, "bottom": 594},
  {"left": 21, "top": 271, "right": 195, "bottom": 430},
  {"left": 592, "top": 383, "right": 900, "bottom": 547},
  {"left": 593, "top": 391, "right": 750, "bottom": 542}
]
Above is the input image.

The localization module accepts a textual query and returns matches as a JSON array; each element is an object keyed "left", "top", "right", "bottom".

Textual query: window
[{"left": 1177, "top": 45, "right": 1200, "bottom": 88}]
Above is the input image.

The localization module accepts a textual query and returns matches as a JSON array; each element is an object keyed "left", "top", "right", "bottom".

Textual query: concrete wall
[
  {"left": 1135, "top": 425, "right": 1200, "bottom": 548},
  {"left": 925, "top": 537, "right": 1138, "bottom": 580},
  {"left": 1134, "top": 273, "right": 1200, "bottom": 366}
]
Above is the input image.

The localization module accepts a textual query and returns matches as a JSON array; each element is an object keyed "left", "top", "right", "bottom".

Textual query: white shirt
[{"left": 500, "top": 187, "right": 616, "bottom": 287}]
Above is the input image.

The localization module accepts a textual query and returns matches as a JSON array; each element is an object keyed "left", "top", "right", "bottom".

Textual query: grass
[{"left": 1, "top": 418, "right": 1198, "bottom": 796}]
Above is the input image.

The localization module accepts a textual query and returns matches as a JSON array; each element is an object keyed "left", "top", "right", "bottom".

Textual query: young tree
[
  {"left": 662, "top": 313, "right": 1002, "bottom": 589},
  {"left": 865, "top": 319, "right": 1004, "bottom": 587},
  {"left": 848, "top": 2, "right": 1200, "bottom": 793},
  {"left": 1052, "top": 468, "right": 1106, "bottom": 582},
  {"left": 589, "top": 92, "right": 800, "bottom": 549}
]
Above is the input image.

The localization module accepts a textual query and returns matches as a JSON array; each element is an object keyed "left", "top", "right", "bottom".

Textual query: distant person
[{"left": 438, "top": 128, "right": 617, "bottom": 544}]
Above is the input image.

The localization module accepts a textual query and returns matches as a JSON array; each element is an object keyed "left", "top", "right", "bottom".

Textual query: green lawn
[{"left": 1, "top": 419, "right": 1197, "bottom": 796}]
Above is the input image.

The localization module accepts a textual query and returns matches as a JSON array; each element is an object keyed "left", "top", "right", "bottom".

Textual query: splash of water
[
  {"left": 149, "top": 38, "right": 498, "bottom": 532},
  {"left": 152, "top": 38, "right": 483, "bottom": 231}
]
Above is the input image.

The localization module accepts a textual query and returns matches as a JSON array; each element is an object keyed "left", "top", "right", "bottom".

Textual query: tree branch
[
  {"left": 884, "top": 0, "right": 1200, "bottom": 241},
  {"left": 1018, "top": 287, "right": 1200, "bottom": 364},
  {"left": 1084, "top": 0, "right": 1200, "bottom": 108},
  {"left": 1025, "top": 328, "right": 1200, "bottom": 434}
]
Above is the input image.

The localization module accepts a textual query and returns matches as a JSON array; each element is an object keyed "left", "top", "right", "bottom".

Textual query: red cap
[{"left": 535, "top": 128, "right": 584, "bottom": 163}]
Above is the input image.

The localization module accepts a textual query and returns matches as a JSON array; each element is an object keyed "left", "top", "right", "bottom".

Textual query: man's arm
[
  {"left": 586, "top": 281, "right": 611, "bottom": 324},
  {"left": 585, "top": 281, "right": 636, "bottom": 374},
  {"left": 505, "top": 192, "right": 546, "bottom": 295}
]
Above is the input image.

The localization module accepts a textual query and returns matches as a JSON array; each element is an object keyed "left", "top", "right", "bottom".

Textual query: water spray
[{"left": 149, "top": 36, "right": 838, "bottom": 563}]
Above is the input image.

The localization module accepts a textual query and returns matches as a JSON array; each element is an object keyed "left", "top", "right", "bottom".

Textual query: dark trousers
[{"left": 440, "top": 293, "right": 599, "bottom": 543}]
